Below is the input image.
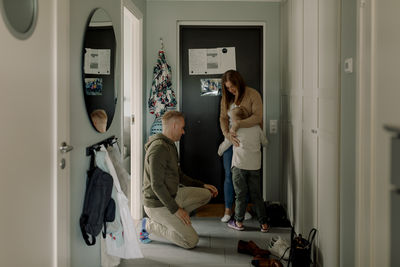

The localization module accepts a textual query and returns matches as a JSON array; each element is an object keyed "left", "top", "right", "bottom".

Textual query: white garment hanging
[{"left": 101, "top": 145, "right": 143, "bottom": 259}]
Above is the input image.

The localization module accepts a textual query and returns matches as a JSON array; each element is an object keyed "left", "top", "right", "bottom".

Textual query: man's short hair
[
  {"left": 162, "top": 111, "right": 184, "bottom": 125},
  {"left": 231, "top": 106, "right": 249, "bottom": 120}
]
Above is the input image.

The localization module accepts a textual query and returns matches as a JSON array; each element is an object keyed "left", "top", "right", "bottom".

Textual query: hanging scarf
[{"left": 148, "top": 50, "right": 177, "bottom": 118}]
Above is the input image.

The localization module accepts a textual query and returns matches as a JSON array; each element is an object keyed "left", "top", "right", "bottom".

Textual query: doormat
[{"left": 194, "top": 203, "right": 225, "bottom": 217}]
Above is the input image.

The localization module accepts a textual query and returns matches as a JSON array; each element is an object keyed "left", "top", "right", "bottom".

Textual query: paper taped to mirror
[{"left": 84, "top": 48, "right": 111, "bottom": 75}]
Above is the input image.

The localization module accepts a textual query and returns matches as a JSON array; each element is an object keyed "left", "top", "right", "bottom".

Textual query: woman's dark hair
[{"left": 221, "top": 70, "right": 246, "bottom": 110}]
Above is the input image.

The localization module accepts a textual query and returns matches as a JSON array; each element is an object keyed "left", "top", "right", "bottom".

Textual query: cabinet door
[
  {"left": 302, "top": 0, "right": 319, "bottom": 234},
  {"left": 316, "top": 0, "right": 340, "bottom": 266}
]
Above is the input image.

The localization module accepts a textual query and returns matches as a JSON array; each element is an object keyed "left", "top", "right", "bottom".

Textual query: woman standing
[{"left": 219, "top": 70, "right": 263, "bottom": 222}]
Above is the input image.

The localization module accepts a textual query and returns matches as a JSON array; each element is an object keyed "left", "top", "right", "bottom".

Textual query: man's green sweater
[{"left": 142, "top": 133, "right": 204, "bottom": 214}]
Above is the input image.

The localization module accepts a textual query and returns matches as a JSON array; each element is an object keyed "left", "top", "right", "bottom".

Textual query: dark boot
[
  {"left": 237, "top": 240, "right": 271, "bottom": 257},
  {"left": 251, "top": 255, "right": 283, "bottom": 267}
]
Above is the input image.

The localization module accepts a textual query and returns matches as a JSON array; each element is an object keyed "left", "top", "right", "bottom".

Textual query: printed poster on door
[{"left": 188, "top": 47, "right": 236, "bottom": 75}]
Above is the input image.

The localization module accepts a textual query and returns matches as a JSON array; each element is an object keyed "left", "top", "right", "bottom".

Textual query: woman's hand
[{"left": 229, "top": 131, "right": 240, "bottom": 147}]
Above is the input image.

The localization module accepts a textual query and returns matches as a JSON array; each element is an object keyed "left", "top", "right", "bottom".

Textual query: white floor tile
[{"left": 126, "top": 217, "right": 291, "bottom": 266}]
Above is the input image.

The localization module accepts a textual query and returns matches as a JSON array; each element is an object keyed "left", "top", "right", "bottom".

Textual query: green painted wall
[
  {"left": 340, "top": 0, "right": 356, "bottom": 266},
  {"left": 69, "top": 1, "right": 146, "bottom": 266}
]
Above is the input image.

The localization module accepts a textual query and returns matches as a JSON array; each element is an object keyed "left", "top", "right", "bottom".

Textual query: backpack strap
[
  {"left": 80, "top": 214, "right": 96, "bottom": 246},
  {"left": 80, "top": 154, "right": 97, "bottom": 246},
  {"left": 90, "top": 151, "right": 96, "bottom": 170},
  {"left": 307, "top": 228, "right": 318, "bottom": 248}
]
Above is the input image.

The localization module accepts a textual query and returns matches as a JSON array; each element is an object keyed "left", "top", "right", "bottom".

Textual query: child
[
  {"left": 221, "top": 106, "right": 269, "bottom": 232},
  {"left": 90, "top": 109, "right": 108, "bottom": 133}
]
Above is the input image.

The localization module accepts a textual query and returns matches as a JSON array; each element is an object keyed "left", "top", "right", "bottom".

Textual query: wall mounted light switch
[
  {"left": 270, "top": 120, "right": 278, "bottom": 134},
  {"left": 344, "top": 58, "right": 353, "bottom": 73}
]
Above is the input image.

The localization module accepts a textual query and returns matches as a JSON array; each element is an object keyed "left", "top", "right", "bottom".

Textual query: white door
[
  {"left": 302, "top": 0, "right": 318, "bottom": 235},
  {"left": 0, "top": 0, "right": 70, "bottom": 266}
]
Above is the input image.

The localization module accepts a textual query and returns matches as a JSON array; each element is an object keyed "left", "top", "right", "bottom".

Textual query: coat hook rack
[{"left": 86, "top": 135, "right": 117, "bottom": 156}]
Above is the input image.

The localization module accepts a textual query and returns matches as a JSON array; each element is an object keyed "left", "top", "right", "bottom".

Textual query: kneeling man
[{"left": 140, "top": 111, "right": 218, "bottom": 249}]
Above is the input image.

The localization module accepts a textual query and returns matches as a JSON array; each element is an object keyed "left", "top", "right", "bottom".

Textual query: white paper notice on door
[
  {"left": 188, "top": 47, "right": 236, "bottom": 75},
  {"left": 84, "top": 48, "right": 111, "bottom": 75}
]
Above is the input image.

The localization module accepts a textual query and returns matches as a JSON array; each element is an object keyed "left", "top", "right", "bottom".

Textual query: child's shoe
[{"left": 227, "top": 219, "right": 244, "bottom": 231}]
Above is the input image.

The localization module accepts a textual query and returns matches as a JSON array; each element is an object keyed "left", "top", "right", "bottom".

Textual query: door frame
[
  {"left": 121, "top": 0, "right": 144, "bottom": 220},
  {"left": 176, "top": 21, "right": 268, "bottom": 198},
  {"left": 355, "top": 0, "right": 375, "bottom": 266},
  {"left": 55, "top": 0, "right": 70, "bottom": 266}
]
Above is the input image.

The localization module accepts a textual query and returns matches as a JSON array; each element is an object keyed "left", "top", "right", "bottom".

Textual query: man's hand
[
  {"left": 203, "top": 184, "right": 218, "bottom": 198},
  {"left": 175, "top": 207, "right": 191, "bottom": 225},
  {"left": 229, "top": 131, "right": 240, "bottom": 147}
]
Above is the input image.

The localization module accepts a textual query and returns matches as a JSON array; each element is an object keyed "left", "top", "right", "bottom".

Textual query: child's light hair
[
  {"left": 231, "top": 106, "right": 249, "bottom": 120},
  {"left": 90, "top": 109, "right": 108, "bottom": 133}
]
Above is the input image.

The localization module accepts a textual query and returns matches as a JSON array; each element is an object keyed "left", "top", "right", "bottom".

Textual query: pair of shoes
[
  {"left": 237, "top": 240, "right": 271, "bottom": 257},
  {"left": 227, "top": 219, "right": 244, "bottom": 231},
  {"left": 260, "top": 224, "right": 270, "bottom": 233},
  {"left": 221, "top": 214, "right": 231, "bottom": 223},
  {"left": 251, "top": 255, "right": 283, "bottom": 267},
  {"left": 268, "top": 236, "right": 290, "bottom": 260},
  {"left": 244, "top": 211, "right": 252, "bottom": 220},
  {"left": 139, "top": 218, "right": 152, "bottom": 244}
]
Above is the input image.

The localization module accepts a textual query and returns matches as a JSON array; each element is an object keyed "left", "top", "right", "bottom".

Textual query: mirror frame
[
  {"left": 0, "top": 0, "right": 38, "bottom": 40},
  {"left": 81, "top": 8, "right": 117, "bottom": 133}
]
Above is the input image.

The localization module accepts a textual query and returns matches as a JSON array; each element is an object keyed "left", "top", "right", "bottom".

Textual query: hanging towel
[
  {"left": 148, "top": 50, "right": 177, "bottom": 118},
  {"left": 101, "top": 145, "right": 143, "bottom": 259},
  {"left": 106, "top": 144, "right": 131, "bottom": 203},
  {"left": 94, "top": 151, "right": 121, "bottom": 267}
]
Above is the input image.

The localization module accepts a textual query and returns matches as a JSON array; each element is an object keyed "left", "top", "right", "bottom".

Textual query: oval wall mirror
[
  {"left": 0, "top": 0, "right": 38, "bottom": 39},
  {"left": 82, "top": 8, "right": 116, "bottom": 133}
]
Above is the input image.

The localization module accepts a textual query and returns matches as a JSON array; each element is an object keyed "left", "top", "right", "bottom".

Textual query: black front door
[{"left": 180, "top": 26, "right": 263, "bottom": 203}]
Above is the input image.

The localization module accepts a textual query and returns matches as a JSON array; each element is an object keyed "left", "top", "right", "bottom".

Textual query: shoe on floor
[
  {"left": 227, "top": 219, "right": 244, "bottom": 231},
  {"left": 260, "top": 224, "right": 270, "bottom": 233},
  {"left": 268, "top": 236, "right": 290, "bottom": 260},
  {"left": 221, "top": 214, "right": 231, "bottom": 222},
  {"left": 139, "top": 218, "right": 152, "bottom": 244},
  {"left": 244, "top": 211, "right": 252, "bottom": 220}
]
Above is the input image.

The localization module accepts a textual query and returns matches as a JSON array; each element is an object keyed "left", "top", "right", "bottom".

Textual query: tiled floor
[{"left": 120, "top": 217, "right": 291, "bottom": 267}]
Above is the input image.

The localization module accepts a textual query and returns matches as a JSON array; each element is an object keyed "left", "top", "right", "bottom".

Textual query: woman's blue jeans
[{"left": 222, "top": 146, "right": 234, "bottom": 209}]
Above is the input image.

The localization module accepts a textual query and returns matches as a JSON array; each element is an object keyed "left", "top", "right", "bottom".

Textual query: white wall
[
  {"left": 69, "top": 0, "right": 145, "bottom": 266},
  {"left": 367, "top": 0, "right": 400, "bottom": 265},
  {"left": 146, "top": 0, "right": 282, "bottom": 201}
]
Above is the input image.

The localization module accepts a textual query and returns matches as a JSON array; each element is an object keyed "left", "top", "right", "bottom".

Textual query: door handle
[{"left": 59, "top": 142, "right": 73, "bottom": 153}]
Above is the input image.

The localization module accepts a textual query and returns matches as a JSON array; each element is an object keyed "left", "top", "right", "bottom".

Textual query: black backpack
[
  {"left": 265, "top": 201, "right": 292, "bottom": 227},
  {"left": 80, "top": 154, "right": 115, "bottom": 246}
]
